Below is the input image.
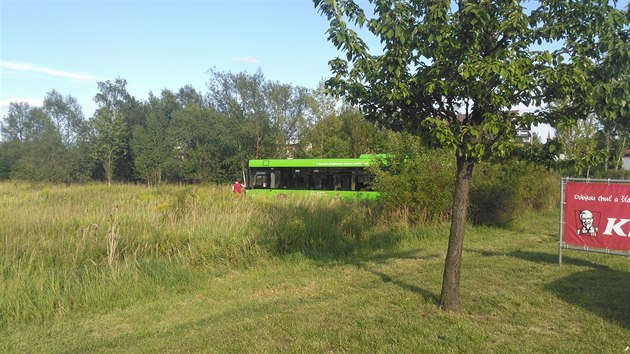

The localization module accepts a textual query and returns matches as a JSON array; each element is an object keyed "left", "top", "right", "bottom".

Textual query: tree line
[
  {"left": 0, "top": 69, "right": 394, "bottom": 185},
  {"left": 1, "top": 68, "right": 629, "bottom": 188},
  {"left": 1, "top": 66, "right": 628, "bottom": 186}
]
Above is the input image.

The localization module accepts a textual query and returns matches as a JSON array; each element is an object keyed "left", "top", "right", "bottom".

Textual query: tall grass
[
  {"left": 0, "top": 182, "right": 394, "bottom": 328},
  {"left": 3, "top": 183, "right": 629, "bottom": 352},
  {"left": 0, "top": 183, "right": 251, "bottom": 326}
]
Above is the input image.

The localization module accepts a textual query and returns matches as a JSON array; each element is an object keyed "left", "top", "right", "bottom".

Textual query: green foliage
[
  {"left": 469, "top": 160, "right": 560, "bottom": 225},
  {"left": 0, "top": 100, "right": 93, "bottom": 183},
  {"left": 370, "top": 132, "right": 559, "bottom": 226},
  {"left": 554, "top": 113, "right": 607, "bottom": 178},
  {"left": 206, "top": 69, "right": 311, "bottom": 160},
  {"left": 165, "top": 105, "right": 239, "bottom": 183},
  {"left": 43, "top": 89, "right": 90, "bottom": 146},
  {"left": 131, "top": 90, "right": 177, "bottom": 186},
  {"left": 314, "top": 0, "right": 629, "bottom": 176},
  {"left": 0, "top": 71, "right": 350, "bottom": 186},
  {"left": 0, "top": 141, "right": 19, "bottom": 179},
  {"left": 371, "top": 132, "right": 455, "bottom": 224},
  {"left": 300, "top": 108, "right": 384, "bottom": 158},
  {"left": 9, "top": 133, "right": 67, "bottom": 182},
  {"left": 91, "top": 79, "right": 133, "bottom": 185},
  {"left": 314, "top": 0, "right": 628, "bottom": 310},
  {"left": 513, "top": 134, "right": 561, "bottom": 170}
]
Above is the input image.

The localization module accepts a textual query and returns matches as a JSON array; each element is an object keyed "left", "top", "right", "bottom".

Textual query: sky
[
  {"left": 1, "top": 0, "right": 344, "bottom": 118},
  {"left": 6, "top": 0, "right": 621, "bottom": 139}
]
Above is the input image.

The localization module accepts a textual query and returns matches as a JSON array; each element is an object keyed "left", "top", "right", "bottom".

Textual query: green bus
[{"left": 245, "top": 154, "right": 381, "bottom": 200}]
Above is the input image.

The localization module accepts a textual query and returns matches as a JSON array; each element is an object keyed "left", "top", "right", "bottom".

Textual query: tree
[
  {"left": 555, "top": 113, "right": 605, "bottom": 177},
  {"left": 314, "top": 0, "right": 629, "bottom": 311},
  {"left": 131, "top": 86, "right": 209, "bottom": 185},
  {"left": 167, "top": 105, "right": 238, "bottom": 183},
  {"left": 43, "top": 89, "right": 89, "bottom": 146},
  {"left": 0, "top": 141, "right": 19, "bottom": 179},
  {"left": 301, "top": 108, "right": 382, "bottom": 158},
  {"left": 0, "top": 101, "right": 84, "bottom": 182},
  {"left": 541, "top": 2, "right": 630, "bottom": 175},
  {"left": 307, "top": 81, "right": 339, "bottom": 123},
  {"left": 176, "top": 85, "right": 206, "bottom": 108},
  {"left": 42, "top": 90, "right": 94, "bottom": 183},
  {"left": 0, "top": 103, "right": 56, "bottom": 180},
  {"left": 1, "top": 102, "right": 55, "bottom": 143},
  {"left": 206, "top": 69, "right": 314, "bottom": 159},
  {"left": 91, "top": 78, "right": 133, "bottom": 185},
  {"left": 207, "top": 69, "right": 271, "bottom": 159},
  {"left": 265, "top": 81, "right": 311, "bottom": 157},
  {"left": 132, "top": 90, "right": 177, "bottom": 185}
]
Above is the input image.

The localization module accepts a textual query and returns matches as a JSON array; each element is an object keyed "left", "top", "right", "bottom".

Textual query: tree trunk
[
  {"left": 615, "top": 136, "right": 628, "bottom": 171},
  {"left": 440, "top": 156, "right": 475, "bottom": 312},
  {"left": 104, "top": 152, "right": 114, "bottom": 186},
  {"left": 604, "top": 129, "right": 612, "bottom": 171}
]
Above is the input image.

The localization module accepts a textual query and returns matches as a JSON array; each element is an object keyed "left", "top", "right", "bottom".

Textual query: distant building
[
  {"left": 623, "top": 149, "right": 630, "bottom": 170},
  {"left": 515, "top": 128, "right": 532, "bottom": 144}
]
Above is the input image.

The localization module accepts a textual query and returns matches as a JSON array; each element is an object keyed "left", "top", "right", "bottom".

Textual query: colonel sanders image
[{"left": 577, "top": 210, "right": 598, "bottom": 236}]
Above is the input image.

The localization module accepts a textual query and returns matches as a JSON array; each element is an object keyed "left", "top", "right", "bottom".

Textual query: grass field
[{"left": 1, "top": 182, "right": 629, "bottom": 353}]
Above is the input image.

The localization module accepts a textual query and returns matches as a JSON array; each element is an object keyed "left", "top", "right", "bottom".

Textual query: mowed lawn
[{"left": 1, "top": 184, "right": 629, "bottom": 353}]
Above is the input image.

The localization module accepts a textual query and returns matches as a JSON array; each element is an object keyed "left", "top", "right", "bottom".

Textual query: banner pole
[{"left": 558, "top": 177, "right": 566, "bottom": 266}]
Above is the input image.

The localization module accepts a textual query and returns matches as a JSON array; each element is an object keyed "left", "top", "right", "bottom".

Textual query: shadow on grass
[
  {"left": 255, "top": 199, "right": 446, "bottom": 303},
  {"left": 467, "top": 248, "right": 610, "bottom": 269},
  {"left": 544, "top": 269, "right": 630, "bottom": 329},
  {"left": 258, "top": 199, "right": 404, "bottom": 260},
  {"left": 362, "top": 267, "right": 439, "bottom": 304},
  {"left": 508, "top": 250, "right": 611, "bottom": 269},
  {"left": 352, "top": 249, "right": 442, "bottom": 304},
  {"left": 468, "top": 248, "right": 628, "bottom": 329}
]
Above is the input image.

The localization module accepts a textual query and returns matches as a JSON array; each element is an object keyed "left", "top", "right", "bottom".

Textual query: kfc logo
[{"left": 576, "top": 210, "right": 598, "bottom": 236}]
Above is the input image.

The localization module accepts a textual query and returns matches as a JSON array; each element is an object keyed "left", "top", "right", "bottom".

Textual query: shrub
[
  {"left": 370, "top": 132, "right": 455, "bottom": 224},
  {"left": 370, "top": 132, "right": 560, "bottom": 226},
  {"left": 469, "top": 160, "right": 559, "bottom": 225}
]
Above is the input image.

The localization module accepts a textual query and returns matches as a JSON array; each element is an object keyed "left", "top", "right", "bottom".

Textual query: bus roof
[{"left": 248, "top": 157, "right": 376, "bottom": 168}]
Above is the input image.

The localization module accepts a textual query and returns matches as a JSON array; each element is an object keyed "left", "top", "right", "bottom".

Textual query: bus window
[
  {"left": 247, "top": 157, "right": 379, "bottom": 198},
  {"left": 294, "top": 173, "right": 307, "bottom": 189},
  {"left": 278, "top": 169, "right": 291, "bottom": 189},
  {"left": 270, "top": 170, "right": 280, "bottom": 189},
  {"left": 254, "top": 171, "right": 268, "bottom": 188},
  {"left": 321, "top": 174, "right": 334, "bottom": 190},
  {"left": 335, "top": 174, "right": 352, "bottom": 191}
]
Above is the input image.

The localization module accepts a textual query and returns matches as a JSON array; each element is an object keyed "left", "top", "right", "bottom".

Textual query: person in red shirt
[{"left": 232, "top": 180, "right": 244, "bottom": 194}]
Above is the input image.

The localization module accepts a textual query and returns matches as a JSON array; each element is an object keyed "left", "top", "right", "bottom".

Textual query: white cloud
[
  {"left": 0, "top": 97, "right": 44, "bottom": 107},
  {"left": 232, "top": 56, "right": 262, "bottom": 64},
  {"left": 0, "top": 98, "right": 44, "bottom": 118},
  {"left": 0, "top": 61, "right": 99, "bottom": 82}
]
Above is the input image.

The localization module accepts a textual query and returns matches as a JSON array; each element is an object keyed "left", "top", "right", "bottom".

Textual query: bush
[
  {"left": 370, "top": 132, "right": 560, "bottom": 226},
  {"left": 469, "top": 160, "right": 559, "bottom": 225},
  {"left": 370, "top": 132, "right": 455, "bottom": 224}
]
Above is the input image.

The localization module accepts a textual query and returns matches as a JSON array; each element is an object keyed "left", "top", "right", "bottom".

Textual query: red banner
[{"left": 564, "top": 181, "right": 630, "bottom": 252}]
